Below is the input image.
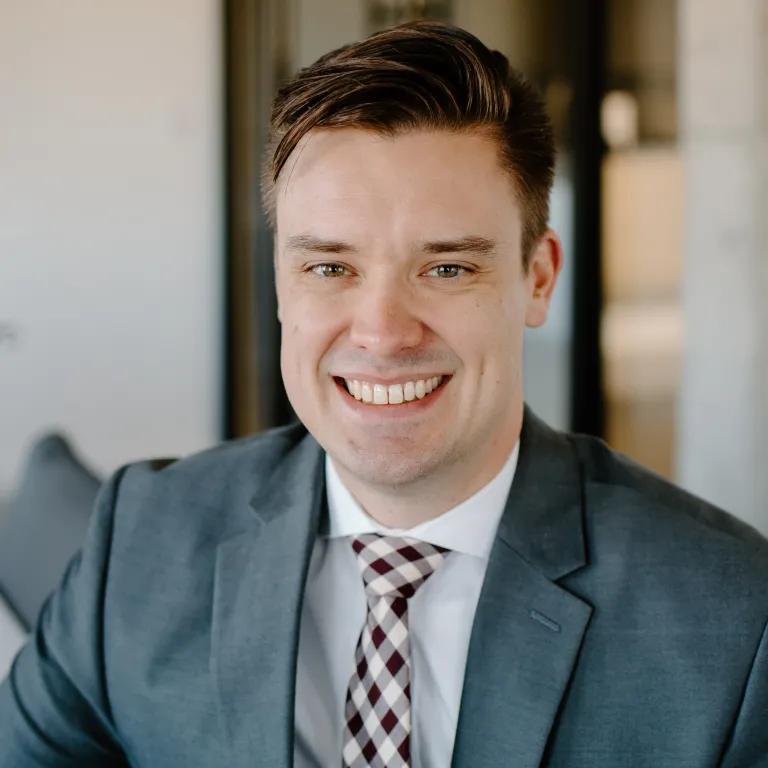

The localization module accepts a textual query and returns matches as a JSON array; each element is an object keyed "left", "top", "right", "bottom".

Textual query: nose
[{"left": 347, "top": 272, "right": 425, "bottom": 356}]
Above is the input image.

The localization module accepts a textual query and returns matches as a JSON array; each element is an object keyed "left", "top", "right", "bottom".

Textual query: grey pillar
[{"left": 677, "top": 0, "right": 768, "bottom": 534}]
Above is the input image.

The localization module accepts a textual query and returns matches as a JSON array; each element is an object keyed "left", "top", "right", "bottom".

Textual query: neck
[{"left": 332, "top": 430, "right": 520, "bottom": 530}]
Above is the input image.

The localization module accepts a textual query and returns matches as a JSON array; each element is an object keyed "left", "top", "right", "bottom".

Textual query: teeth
[{"left": 342, "top": 376, "right": 445, "bottom": 406}]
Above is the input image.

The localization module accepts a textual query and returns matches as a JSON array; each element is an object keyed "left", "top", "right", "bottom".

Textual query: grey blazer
[{"left": 1, "top": 409, "right": 767, "bottom": 767}]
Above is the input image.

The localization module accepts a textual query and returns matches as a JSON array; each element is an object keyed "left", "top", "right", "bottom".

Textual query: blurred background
[{"left": 1, "top": 0, "right": 767, "bottom": 541}]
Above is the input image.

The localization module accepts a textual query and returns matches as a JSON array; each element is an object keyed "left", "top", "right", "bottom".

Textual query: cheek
[
  {"left": 444, "top": 292, "right": 521, "bottom": 358},
  {"left": 280, "top": 294, "right": 345, "bottom": 374}
]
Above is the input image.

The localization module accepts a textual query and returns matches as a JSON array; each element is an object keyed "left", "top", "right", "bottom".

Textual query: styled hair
[{"left": 263, "top": 20, "right": 555, "bottom": 267}]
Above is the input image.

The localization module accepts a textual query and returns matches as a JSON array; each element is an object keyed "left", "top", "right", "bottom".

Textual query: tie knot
[{"left": 350, "top": 534, "right": 450, "bottom": 600}]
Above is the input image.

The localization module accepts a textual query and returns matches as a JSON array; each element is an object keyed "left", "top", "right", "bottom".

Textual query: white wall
[
  {"left": 295, "top": 0, "right": 366, "bottom": 68},
  {"left": 0, "top": 0, "right": 223, "bottom": 495}
]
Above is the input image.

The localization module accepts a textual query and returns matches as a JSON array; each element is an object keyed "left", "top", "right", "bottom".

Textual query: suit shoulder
[
  {"left": 115, "top": 420, "right": 310, "bottom": 509},
  {"left": 569, "top": 432, "right": 768, "bottom": 561},
  {"left": 127, "top": 420, "right": 305, "bottom": 473}
]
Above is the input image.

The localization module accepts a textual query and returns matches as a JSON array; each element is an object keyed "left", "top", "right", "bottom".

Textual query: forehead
[{"left": 275, "top": 128, "right": 521, "bottom": 241}]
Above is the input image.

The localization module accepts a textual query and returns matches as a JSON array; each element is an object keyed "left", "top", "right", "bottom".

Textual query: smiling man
[{"left": 2, "top": 20, "right": 768, "bottom": 768}]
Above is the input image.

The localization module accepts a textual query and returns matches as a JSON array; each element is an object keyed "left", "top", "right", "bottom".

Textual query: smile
[{"left": 338, "top": 376, "right": 446, "bottom": 405}]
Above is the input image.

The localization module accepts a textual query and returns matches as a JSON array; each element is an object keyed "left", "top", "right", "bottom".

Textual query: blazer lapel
[
  {"left": 210, "top": 431, "right": 324, "bottom": 767},
  {"left": 452, "top": 408, "right": 593, "bottom": 768}
]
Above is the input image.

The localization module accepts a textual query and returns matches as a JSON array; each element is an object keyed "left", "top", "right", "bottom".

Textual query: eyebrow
[
  {"left": 284, "top": 235, "right": 357, "bottom": 254},
  {"left": 418, "top": 236, "right": 498, "bottom": 257},
  {"left": 284, "top": 234, "right": 498, "bottom": 257}
]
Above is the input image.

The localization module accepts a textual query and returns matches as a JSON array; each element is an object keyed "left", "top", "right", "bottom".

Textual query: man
[{"left": 1, "top": 20, "right": 767, "bottom": 768}]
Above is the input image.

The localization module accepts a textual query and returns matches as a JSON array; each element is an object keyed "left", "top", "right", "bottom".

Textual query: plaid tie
[{"left": 341, "top": 534, "right": 450, "bottom": 768}]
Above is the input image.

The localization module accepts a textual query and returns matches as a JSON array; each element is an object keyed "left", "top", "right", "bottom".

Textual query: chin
[{"left": 334, "top": 440, "right": 450, "bottom": 489}]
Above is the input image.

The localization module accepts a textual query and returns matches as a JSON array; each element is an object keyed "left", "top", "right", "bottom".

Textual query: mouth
[{"left": 333, "top": 374, "right": 451, "bottom": 406}]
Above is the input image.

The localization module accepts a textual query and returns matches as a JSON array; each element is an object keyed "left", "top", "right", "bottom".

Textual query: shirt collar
[{"left": 324, "top": 442, "right": 519, "bottom": 560}]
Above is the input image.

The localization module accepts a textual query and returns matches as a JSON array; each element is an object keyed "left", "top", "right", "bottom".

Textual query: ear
[{"left": 525, "top": 229, "right": 563, "bottom": 329}]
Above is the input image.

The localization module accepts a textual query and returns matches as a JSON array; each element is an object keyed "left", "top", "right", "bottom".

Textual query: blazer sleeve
[
  {"left": 720, "top": 617, "right": 768, "bottom": 768},
  {"left": 0, "top": 468, "right": 130, "bottom": 767}
]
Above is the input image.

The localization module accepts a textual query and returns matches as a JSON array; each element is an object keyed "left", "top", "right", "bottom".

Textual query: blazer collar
[
  {"left": 451, "top": 406, "right": 592, "bottom": 768},
  {"left": 211, "top": 429, "right": 324, "bottom": 768},
  {"left": 247, "top": 425, "right": 325, "bottom": 526},
  {"left": 496, "top": 405, "right": 587, "bottom": 581}
]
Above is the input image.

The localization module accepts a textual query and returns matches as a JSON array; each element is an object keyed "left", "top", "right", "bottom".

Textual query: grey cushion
[
  {"left": 0, "top": 434, "right": 102, "bottom": 630},
  {"left": 0, "top": 498, "right": 10, "bottom": 531}
]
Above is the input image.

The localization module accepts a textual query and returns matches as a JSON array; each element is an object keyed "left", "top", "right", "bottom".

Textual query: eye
[
  {"left": 310, "top": 263, "right": 351, "bottom": 278},
  {"left": 425, "top": 264, "right": 469, "bottom": 279}
]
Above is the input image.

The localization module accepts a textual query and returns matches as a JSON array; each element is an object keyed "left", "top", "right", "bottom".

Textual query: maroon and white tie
[{"left": 341, "top": 534, "right": 450, "bottom": 768}]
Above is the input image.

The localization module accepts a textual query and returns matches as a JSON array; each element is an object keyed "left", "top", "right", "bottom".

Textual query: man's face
[{"left": 275, "top": 128, "right": 558, "bottom": 493}]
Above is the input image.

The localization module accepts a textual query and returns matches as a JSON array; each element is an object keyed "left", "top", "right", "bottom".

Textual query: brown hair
[{"left": 263, "top": 20, "right": 555, "bottom": 267}]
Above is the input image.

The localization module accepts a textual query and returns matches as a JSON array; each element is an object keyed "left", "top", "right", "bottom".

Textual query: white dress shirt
[{"left": 294, "top": 443, "right": 519, "bottom": 768}]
